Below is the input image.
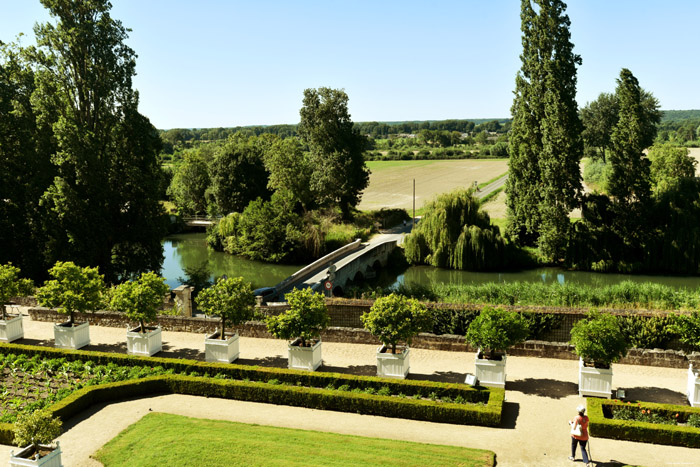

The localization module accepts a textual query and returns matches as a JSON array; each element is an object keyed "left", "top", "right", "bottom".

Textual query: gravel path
[{"left": 1, "top": 313, "right": 697, "bottom": 466}]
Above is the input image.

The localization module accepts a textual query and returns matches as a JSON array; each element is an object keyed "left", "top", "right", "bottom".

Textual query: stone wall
[{"left": 27, "top": 306, "right": 699, "bottom": 369}]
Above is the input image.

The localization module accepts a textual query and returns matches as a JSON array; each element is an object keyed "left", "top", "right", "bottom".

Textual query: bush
[
  {"left": 465, "top": 306, "right": 529, "bottom": 357},
  {"left": 12, "top": 409, "right": 61, "bottom": 450},
  {"left": 266, "top": 288, "right": 329, "bottom": 346},
  {"left": 361, "top": 294, "right": 432, "bottom": 353},
  {"left": 37, "top": 261, "right": 105, "bottom": 325},
  {"left": 570, "top": 311, "right": 628, "bottom": 366},
  {"left": 110, "top": 272, "right": 169, "bottom": 331},
  {"left": 0, "top": 263, "right": 34, "bottom": 321},
  {"left": 669, "top": 310, "right": 700, "bottom": 350},
  {"left": 196, "top": 277, "right": 255, "bottom": 339}
]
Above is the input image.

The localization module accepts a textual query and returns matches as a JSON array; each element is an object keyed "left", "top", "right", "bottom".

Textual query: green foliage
[
  {"left": 110, "top": 272, "right": 169, "bottom": 332},
  {"left": 37, "top": 261, "right": 105, "bottom": 324},
  {"left": 12, "top": 409, "right": 61, "bottom": 450},
  {"left": 619, "top": 314, "right": 677, "bottom": 349},
  {"left": 0, "top": 264, "right": 34, "bottom": 320},
  {"left": 582, "top": 159, "right": 610, "bottom": 191},
  {"left": 669, "top": 311, "right": 700, "bottom": 350},
  {"left": 167, "top": 152, "right": 211, "bottom": 215},
  {"left": 266, "top": 288, "right": 329, "bottom": 346},
  {"left": 647, "top": 143, "right": 697, "bottom": 193},
  {"left": 176, "top": 261, "right": 212, "bottom": 303},
  {"left": 263, "top": 137, "right": 314, "bottom": 212},
  {"left": 465, "top": 306, "right": 529, "bottom": 355},
  {"left": 361, "top": 293, "right": 432, "bottom": 353},
  {"left": 298, "top": 87, "right": 369, "bottom": 218},
  {"left": 570, "top": 311, "right": 628, "bottom": 366},
  {"left": 196, "top": 277, "right": 255, "bottom": 339},
  {"left": 588, "top": 398, "right": 700, "bottom": 448},
  {"left": 404, "top": 189, "right": 513, "bottom": 271}
]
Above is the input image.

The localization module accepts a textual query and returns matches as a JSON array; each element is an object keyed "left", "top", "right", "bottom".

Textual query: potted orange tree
[
  {"left": 570, "top": 310, "right": 628, "bottom": 398},
  {"left": 465, "top": 306, "right": 529, "bottom": 388},
  {"left": 9, "top": 409, "right": 62, "bottom": 467},
  {"left": 37, "top": 261, "right": 104, "bottom": 350},
  {"left": 361, "top": 293, "right": 432, "bottom": 379},
  {"left": 267, "top": 288, "right": 329, "bottom": 371},
  {"left": 111, "top": 272, "right": 169, "bottom": 356},
  {"left": 670, "top": 310, "right": 700, "bottom": 407},
  {"left": 0, "top": 263, "right": 33, "bottom": 342},
  {"left": 196, "top": 276, "right": 255, "bottom": 363}
]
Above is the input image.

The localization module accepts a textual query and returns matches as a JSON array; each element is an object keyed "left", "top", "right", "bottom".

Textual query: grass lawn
[{"left": 94, "top": 413, "right": 496, "bottom": 467}]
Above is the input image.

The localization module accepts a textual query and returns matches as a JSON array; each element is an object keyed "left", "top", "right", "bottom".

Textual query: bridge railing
[{"left": 182, "top": 215, "right": 222, "bottom": 223}]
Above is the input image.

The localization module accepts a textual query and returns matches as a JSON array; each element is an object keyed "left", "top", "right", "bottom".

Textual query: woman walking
[{"left": 569, "top": 404, "right": 591, "bottom": 465}]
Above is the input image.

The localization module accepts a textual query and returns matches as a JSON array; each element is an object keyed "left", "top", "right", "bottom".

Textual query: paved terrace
[{"left": 0, "top": 309, "right": 697, "bottom": 466}]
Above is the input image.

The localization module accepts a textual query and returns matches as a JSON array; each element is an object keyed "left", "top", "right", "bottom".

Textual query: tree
[
  {"left": 465, "top": 306, "right": 529, "bottom": 358},
  {"left": 647, "top": 143, "right": 697, "bottom": 193},
  {"left": 208, "top": 133, "right": 273, "bottom": 216},
  {"left": 361, "top": 293, "right": 432, "bottom": 354},
  {"left": 110, "top": 271, "right": 169, "bottom": 332},
  {"left": 264, "top": 137, "right": 314, "bottom": 212},
  {"left": 167, "top": 152, "right": 211, "bottom": 215},
  {"left": 266, "top": 288, "right": 329, "bottom": 346},
  {"left": 30, "top": 0, "right": 166, "bottom": 282},
  {"left": 608, "top": 69, "right": 652, "bottom": 207},
  {"left": 13, "top": 409, "right": 62, "bottom": 455},
  {"left": 570, "top": 311, "right": 628, "bottom": 367},
  {"left": 298, "top": 88, "right": 369, "bottom": 218},
  {"left": 36, "top": 261, "right": 105, "bottom": 325},
  {"left": 0, "top": 264, "right": 34, "bottom": 320},
  {"left": 196, "top": 276, "right": 255, "bottom": 340},
  {"left": 507, "top": 0, "right": 583, "bottom": 260}
]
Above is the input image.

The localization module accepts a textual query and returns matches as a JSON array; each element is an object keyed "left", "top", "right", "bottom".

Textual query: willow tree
[
  {"left": 404, "top": 190, "right": 509, "bottom": 270},
  {"left": 30, "top": 0, "right": 165, "bottom": 282},
  {"left": 506, "top": 0, "right": 583, "bottom": 260}
]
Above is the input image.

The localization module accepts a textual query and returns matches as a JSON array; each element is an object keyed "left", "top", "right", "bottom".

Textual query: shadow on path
[
  {"left": 235, "top": 356, "right": 287, "bottom": 368},
  {"left": 407, "top": 371, "right": 465, "bottom": 384},
  {"left": 507, "top": 378, "right": 578, "bottom": 399},
  {"left": 160, "top": 344, "right": 204, "bottom": 361},
  {"left": 618, "top": 386, "right": 687, "bottom": 405},
  {"left": 500, "top": 401, "right": 519, "bottom": 429},
  {"left": 321, "top": 364, "right": 376, "bottom": 376}
]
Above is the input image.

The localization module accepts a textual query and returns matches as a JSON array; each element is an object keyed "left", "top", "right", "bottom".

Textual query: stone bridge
[{"left": 267, "top": 237, "right": 398, "bottom": 301}]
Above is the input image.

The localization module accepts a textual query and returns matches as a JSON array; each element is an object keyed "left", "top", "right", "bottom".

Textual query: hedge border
[
  {"left": 0, "top": 344, "right": 504, "bottom": 445},
  {"left": 588, "top": 398, "right": 700, "bottom": 448}
]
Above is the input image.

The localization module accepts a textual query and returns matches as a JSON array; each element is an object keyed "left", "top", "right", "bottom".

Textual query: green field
[{"left": 94, "top": 413, "right": 496, "bottom": 467}]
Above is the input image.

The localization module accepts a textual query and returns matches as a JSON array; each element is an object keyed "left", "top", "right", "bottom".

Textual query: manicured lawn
[{"left": 94, "top": 412, "right": 496, "bottom": 467}]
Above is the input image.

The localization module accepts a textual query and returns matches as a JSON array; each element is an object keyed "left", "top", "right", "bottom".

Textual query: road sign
[{"left": 324, "top": 281, "right": 332, "bottom": 290}]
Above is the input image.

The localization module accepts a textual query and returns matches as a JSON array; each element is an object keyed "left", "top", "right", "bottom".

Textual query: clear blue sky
[{"left": 1, "top": 0, "right": 698, "bottom": 129}]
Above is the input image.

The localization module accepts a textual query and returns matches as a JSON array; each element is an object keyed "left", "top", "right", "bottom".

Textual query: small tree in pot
[
  {"left": 10, "top": 409, "right": 62, "bottom": 465},
  {"left": 465, "top": 306, "right": 529, "bottom": 388},
  {"left": 570, "top": 310, "right": 628, "bottom": 398},
  {"left": 669, "top": 311, "right": 700, "bottom": 407},
  {"left": 37, "top": 261, "right": 104, "bottom": 349},
  {"left": 361, "top": 293, "right": 431, "bottom": 379},
  {"left": 465, "top": 306, "right": 529, "bottom": 360},
  {"left": 0, "top": 263, "right": 33, "bottom": 342},
  {"left": 111, "top": 272, "right": 169, "bottom": 356},
  {"left": 196, "top": 276, "right": 255, "bottom": 363},
  {"left": 266, "top": 288, "right": 329, "bottom": 371}
]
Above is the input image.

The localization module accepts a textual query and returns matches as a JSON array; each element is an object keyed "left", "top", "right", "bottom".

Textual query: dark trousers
[{"left": 571, "top": 437, "right": 589, "bottom": 463}]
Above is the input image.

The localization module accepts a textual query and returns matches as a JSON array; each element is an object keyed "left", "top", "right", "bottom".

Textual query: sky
[{"left": 1, "top": 0, "right": 699, "bottom": 129}]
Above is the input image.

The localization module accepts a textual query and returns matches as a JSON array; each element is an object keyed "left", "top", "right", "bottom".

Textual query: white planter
[
  {"left": 205, "top": 332, "right": 240, "bottom": 363},
  {"left": 54, "top": 321, "right": 90, "bottom": 350},
  {"left": 0, "top": 315, "right": 24, "bottom": 342},
  {"left": 688, "top": 364, "right": 700, "bottom": 408},
  {"left": 9, "top": 442, "right": 62, "bottom": 467},
  {"left": 474, "top": 351, "right": 507, "bottom": 388},
  {"left": 376, "top": 345, "right": 410, "bottom": 379},
  {"left": 288, "top": 339, "right": 322, "bottom": 371},
  {"left": 578, "top": 358, "right": 612, "bottom": 398},
  {"left": 127, "top": 326, "right": 162, "bottom": 356}
]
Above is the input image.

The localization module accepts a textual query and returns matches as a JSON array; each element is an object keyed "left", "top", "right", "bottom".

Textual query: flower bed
[
  {"left": 588, "top": 398, "right": 700, "bottom": 448},
  {"left": 0, "top": 343, "right": 505, "bottom": 444}
]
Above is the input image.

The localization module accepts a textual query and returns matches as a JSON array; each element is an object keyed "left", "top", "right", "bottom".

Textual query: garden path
[{"left": 0, "top": 310, "right": 697, "bottom": 466}]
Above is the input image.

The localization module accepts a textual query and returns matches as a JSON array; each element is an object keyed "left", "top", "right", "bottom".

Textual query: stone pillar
[{"left": 173, "top": 285, "right": 194, "bottom": 317}]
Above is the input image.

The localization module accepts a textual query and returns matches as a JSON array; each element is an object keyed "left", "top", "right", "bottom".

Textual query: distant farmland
[{"left": 359, "top": 159, "right": 508, "bottom": 212}]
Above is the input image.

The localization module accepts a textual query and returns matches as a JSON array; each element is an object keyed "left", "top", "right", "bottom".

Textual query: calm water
[{"left": 162, "top": 233, "right": 700, "bottom": 290}]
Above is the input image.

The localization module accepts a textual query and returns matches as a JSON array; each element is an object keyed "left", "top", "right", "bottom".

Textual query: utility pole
[{"left": 412, "top": 178, "right": 415, "bottom": 229}]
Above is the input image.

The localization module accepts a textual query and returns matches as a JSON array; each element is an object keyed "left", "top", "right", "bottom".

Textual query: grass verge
[{"left": 94, "top": 412, "right": 496, "bottom": 467}]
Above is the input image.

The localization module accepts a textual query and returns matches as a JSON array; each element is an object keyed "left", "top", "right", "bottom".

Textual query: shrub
[
  {"left": 465, "top": 306, "right": 529, "bottom": 357},
  {"left": 37, "top": 261, "right": 105, "bottom": 325},
  {"left": 669, "top": 310, "right": 700, "bottom": 350},
  {"left": 110, "top": 272, "right": 169, "bottom": 332},
  {"left": 266, "top": 288, "right": 329, "bottom": 346},
  {"left": 0, "top": 263, "right": 34, "bottom": 321},
  {"left": 196, "top": 277, "right": 255, "bottom": 339},
  {"left": 570, "top": 311, "right": 628, "bottom": 366},
  {"left": 361, "top": 293, "right": 432, "bottom": 354},
  {"left": 13, "top": 409, "right": 61, "bottom": 451}
]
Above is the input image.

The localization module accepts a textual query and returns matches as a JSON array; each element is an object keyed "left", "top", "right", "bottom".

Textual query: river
[{"left": 162, "top": 233, "right": 700, "bottom": 290}]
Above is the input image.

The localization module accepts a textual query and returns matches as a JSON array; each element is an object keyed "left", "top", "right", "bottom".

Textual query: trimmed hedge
[
  {"left": 0, "top": 344, "right": 505, "bottom": 444},
  {"left": 588, "top": 398, "right": 700, "bottom": 448}
]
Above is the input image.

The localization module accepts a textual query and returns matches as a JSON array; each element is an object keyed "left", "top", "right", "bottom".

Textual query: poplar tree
[{"left": 506, "top": 0, "right": 583, "bottom": 260}]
